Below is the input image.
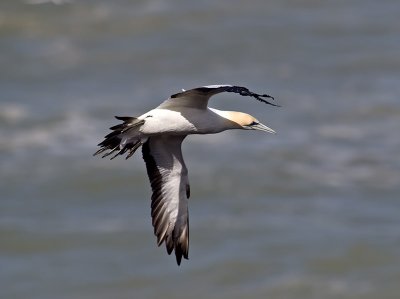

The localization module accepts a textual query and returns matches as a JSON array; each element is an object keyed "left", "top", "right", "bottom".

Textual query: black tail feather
[
  {"left": 94, "top": 116, "right": 145, "bottom": 160},
  {"left": 93, "top": 147, "right": 108, "bottom": 157},
  {"left": 101, "top": 145, "right": 120, "bottom": 158},
  {"left": 125, "top": 141, "right": 142, "bottom": 160},
  {"left": 115, "top": 116, "right": 136, "bottom": 121}
]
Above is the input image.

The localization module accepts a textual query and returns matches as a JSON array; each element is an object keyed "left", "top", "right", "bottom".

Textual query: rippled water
[{"left": 1, "top": 1, "right": 400, "bottom": 298}]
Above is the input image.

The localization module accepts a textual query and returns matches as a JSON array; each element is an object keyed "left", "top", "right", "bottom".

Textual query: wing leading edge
[{"left": 158, "top": 84, "right": 278, "bottom": 110}]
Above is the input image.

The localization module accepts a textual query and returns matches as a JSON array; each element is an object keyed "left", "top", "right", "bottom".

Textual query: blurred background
[{"left": 1, "top": 0, "right": 400, "bottom": 298}]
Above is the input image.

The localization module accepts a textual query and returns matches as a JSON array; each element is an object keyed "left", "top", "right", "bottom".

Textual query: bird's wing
[
  {"left": 158, "top": 84, "right": 278, "bottom": 110},
  {"left": 142, "top": 135, "right": 190, "bottom": 265}
]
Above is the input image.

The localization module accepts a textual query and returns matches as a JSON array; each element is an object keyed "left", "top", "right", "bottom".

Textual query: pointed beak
[{"left": 252, "top": 122, "right": 276, "bottom": 134}]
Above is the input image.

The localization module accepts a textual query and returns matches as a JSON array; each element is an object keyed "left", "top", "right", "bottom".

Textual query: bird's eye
[{"left": 249, "top": 121, "right": 258, "bottom": 126}]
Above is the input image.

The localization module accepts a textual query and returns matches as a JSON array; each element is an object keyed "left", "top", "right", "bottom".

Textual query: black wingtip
[
  {"left": 175, "top": 250, "right": 189, "bottom": 266},
  {"left": 261, "top": 93, "right": 274, "bottom": 100},
  {"left": 176, "top": 254, "right": 182, "bottom": 266},
  {"left": 225, "top": 85, "right": 280, "bottom": 107}
]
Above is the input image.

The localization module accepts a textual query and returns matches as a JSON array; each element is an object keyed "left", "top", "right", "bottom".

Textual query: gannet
[{"left": 94, "top": 85, "right": 278, "bottom": 265}]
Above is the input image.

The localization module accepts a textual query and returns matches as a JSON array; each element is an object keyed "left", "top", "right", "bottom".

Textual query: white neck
[
  {"left": 207, "top": 108, "right": 243, "bottom": 132},
  {"left": 208, "top": 108, "right": 230, "bottom": 119}
]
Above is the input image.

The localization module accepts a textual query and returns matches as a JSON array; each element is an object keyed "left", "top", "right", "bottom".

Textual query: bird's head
[{"left": 225, "top": 111, "right": 276, "bottom": 134}]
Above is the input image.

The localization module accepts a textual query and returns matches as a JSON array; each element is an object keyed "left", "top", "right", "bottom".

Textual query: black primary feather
[{"left": 225, "top": 86, "right": 280, "bottom": 107}]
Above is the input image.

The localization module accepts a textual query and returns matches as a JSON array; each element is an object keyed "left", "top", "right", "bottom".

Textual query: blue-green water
[{"left": 1, "top": 1, "right": 400, "bottom": 298}]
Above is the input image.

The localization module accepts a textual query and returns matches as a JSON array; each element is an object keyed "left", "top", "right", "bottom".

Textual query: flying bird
[{"left": 94, "top": 85, "right": 278, "bottom": 265}]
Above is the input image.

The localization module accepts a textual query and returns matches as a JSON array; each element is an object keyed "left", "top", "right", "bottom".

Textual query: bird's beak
[{"left": 252, "top": 122, "right": 276, "bottom": 134}]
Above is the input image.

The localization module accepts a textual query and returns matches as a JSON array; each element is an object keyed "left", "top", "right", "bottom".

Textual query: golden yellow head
[{"left": 224, "top": 111, "right": 276, "bottom": 133}]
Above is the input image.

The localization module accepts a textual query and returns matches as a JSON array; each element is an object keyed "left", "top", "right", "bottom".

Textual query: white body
[{"left": 138, "top": 107, "right": 240, "bottom": 136}]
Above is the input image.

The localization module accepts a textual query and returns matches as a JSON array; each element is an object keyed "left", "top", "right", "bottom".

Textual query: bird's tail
[{"left": 93, "top": 116, "right": 145, "bottom": 160}]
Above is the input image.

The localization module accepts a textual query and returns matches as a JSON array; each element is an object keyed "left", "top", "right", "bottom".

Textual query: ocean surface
[{"left": 1, "top": 0, "right": 400, "bottom": 298}]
